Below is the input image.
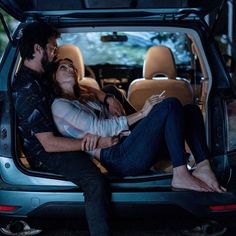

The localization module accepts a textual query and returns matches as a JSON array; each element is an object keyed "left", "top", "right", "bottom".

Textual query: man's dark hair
[{"left": 19, "top": 22, "right": 60, "bottom": 60}]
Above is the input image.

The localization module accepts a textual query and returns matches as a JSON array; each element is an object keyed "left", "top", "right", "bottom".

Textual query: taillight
[
  {"left": 209, "top": 204, "right": 236, "bottom": 212},
  {"left": 0, "top": 205, "right": 18, "bottom": 212}
]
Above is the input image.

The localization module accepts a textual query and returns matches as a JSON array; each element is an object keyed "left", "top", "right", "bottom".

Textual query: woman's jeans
[
  {"left": 38, "top": 151, "right": 111, "bottom": 236},
  {"left": 100, "top": 97, "right": 209, "bottom": 177}
]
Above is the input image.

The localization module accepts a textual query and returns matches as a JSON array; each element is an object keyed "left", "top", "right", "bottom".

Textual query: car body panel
[
  {"left": 0, "top": 0, "right": 223, "bottom": 22},
  {"left": 1, "top": 0, "right": 236, "bottom": 233}
]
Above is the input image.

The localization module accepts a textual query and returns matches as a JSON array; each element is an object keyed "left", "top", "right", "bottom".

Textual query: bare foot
[
  {"left": 192, "top": 160, "right": 227, "bottom": 193},
  {"left": 172, "top": 165, "right": 213, "bottom": 192}
]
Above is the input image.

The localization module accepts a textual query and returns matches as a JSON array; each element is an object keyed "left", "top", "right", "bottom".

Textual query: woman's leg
[
  {"left": 101, "top": 98, "right": 184, "bottom": 175},
  {"left": 101, "top": 97, "right": 211, "bottom": 191},
  {"left": 183, "top": 104, "right": 209, "bottom": 163},
  {"left": 160, "top": 100, "right": 211, "bottom": 191},
  {"left": 183, "top": 104, "right": 226, "bottom": 192}
]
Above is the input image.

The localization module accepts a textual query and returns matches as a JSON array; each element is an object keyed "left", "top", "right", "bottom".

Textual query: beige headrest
[
  {"left": 57, "top": 44, "right": 84, "bottom": 80},
  {"left": 143, "top": 46, "right": 176, "bottom": 80}
]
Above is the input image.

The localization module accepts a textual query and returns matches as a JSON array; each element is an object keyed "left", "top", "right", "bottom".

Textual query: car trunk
[{"left": 0, "top": 0, "right": 233, "bottom": 190}]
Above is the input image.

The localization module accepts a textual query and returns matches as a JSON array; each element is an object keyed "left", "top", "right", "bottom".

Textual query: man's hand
[
  {"left": 81, "top": 133, "right": 100, "bottom": 151},
  {"left": 98, "top": 136, "right": 119, "bottom": 149},
  {"left": 106, "top": 96, "right": 125, "bottom": 116},
  {"left": 81, "top": 133, "right": 120, "bottom": 151}
]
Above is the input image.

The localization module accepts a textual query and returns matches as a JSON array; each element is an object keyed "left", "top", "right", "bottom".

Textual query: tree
[{"left": 0, "top": 9, "right": 16, "bottom": 56}]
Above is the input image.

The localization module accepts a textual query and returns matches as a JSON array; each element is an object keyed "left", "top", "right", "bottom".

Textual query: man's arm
[
  {"left": 81, "top": 84, "right": 106, "bottom": 103},
  {"left": 35, "top": 132, "right": 84, "bottom": 152},
  {"left": 35, "top": 132, "right": 118, "bottom": 152},
  {"left": 81, "top": 84, "right": 125, "bottom": 116}
]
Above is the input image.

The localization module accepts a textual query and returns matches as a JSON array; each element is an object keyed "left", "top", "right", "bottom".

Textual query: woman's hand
[
  {"left": 81, "top": 133, "right": 100, "bottom": 151},
  {"left": 106, "top": 96, "right": 125, "bottom": 116},
  {"left": 141, "top": 93, "right": 165, "bottom": 117},
  {"left": 98, "top": 136, "right": 119, "bottom": 149}
]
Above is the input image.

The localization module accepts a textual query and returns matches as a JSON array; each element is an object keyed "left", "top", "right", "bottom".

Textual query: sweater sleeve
[{"left": 51, "top": 99, "right": 129, "bottom": 138}]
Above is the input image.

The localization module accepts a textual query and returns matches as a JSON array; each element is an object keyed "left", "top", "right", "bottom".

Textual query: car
[{"left": 0, "top": 0, "right": 236, "bottom": 235}]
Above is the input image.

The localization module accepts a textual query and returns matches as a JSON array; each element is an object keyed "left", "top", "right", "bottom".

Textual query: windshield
[{"left": 58, "top": 32, "right": 191, "bottom": 66}]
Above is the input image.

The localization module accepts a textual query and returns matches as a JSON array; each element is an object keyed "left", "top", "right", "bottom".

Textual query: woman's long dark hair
[{"left": 52, "top": 58, "right": 95, "bottom": 102}]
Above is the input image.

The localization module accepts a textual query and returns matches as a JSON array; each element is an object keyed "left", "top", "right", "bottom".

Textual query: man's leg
[{"left": 39, "top": 151, "right": 112, "bottom": 236}]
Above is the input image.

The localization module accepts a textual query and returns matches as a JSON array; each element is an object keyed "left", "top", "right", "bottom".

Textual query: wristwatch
[{"left": 103, "top": 93, "right": 115, "bottom": 106}]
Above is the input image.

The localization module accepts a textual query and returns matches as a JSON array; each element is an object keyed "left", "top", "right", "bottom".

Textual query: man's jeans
[
  {"left": 38, "top": 151, "right": 112, "bottom": 236},
  {"left": 101, "top": 97, "right": 209, "bottom": 177}
]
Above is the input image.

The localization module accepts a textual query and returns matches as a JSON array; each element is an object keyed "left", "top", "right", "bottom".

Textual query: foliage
[
  {"left": 60, "top": 32, "right": 191, "bottom": 66},
  {"left": 0, "top": 9, "right": 16, "bottom": 56}
]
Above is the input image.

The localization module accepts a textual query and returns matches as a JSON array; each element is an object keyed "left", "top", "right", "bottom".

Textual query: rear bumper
[{"left": 1, "top": 189, "right": 236, "bottom": 228}]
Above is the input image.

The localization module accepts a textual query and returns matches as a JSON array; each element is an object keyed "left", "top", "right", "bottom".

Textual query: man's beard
[{"left": 41, "top": 50, "right": 52, "bottom": 72}]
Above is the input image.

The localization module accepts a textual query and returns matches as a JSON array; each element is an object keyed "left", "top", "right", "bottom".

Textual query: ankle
[
  {"left": 173, "top": 165, "right": 189, "bottom": 177},
  {"left": 196, "top": 159, "right": 210, "bottom": 168}
]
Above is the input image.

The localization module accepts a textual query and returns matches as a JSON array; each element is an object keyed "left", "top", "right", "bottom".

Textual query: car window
[{"left": 58, "top": 31, "right": 191, "bottom": 66}]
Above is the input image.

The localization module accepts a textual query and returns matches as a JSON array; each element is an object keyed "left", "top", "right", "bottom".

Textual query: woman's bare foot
[
  {"left": 192, "top": 160, "right": 227, "bottom": 193},
  {"left": 172, "top": 165, "right": 213, "bottom": 192}
]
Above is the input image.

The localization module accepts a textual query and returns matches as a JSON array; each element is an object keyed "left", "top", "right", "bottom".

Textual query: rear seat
[
  {"left": 128, "top": 45, "right": 195, "bottom": 170},
  {"left": 128, "top": 45, "right": 193, "bottom": 111}
]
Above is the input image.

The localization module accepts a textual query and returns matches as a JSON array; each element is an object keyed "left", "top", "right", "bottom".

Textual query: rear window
[{"left": 58, "top": 31, "right": 191, "bottom": 66}]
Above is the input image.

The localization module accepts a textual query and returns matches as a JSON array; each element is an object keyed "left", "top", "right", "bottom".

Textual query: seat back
[
  {"left": 128, "top": 46, "right": 193, "bottom": 110},
  {"left": 57, "top": 44, "right": 100, "bottom": 89},
  {"left": 143, "top": 45, "right": 176, "bottom": 80}
]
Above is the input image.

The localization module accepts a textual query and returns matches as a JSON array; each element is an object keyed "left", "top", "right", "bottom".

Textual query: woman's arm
[
  {"left": 127, "top": 94, "right": 165, "bottom": 126},
  {"left": 51, "top": 94, "right": 164, "bottom": 141},
  {"left": 52, "top": 99, "right": 129, "bottom": 138}
]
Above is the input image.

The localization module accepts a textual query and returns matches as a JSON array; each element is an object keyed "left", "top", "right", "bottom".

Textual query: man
[{"left": 11, "top": 22, "right": 123, "bottom": 236}]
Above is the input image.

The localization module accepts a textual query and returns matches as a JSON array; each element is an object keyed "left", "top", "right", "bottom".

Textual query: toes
[
  {"left": 220, "top": 186, "right": 227, "bottom": 192},
  {"left": 211, "top": 184, "right": 227, "bottom": 193}
]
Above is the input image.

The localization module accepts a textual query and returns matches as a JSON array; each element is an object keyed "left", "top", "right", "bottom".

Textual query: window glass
[{"left": 59, "top": 32, "right": 191, "bottom": 66}]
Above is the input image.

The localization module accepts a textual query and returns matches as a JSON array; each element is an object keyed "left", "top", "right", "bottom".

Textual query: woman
[{"left": 51, "top": 58, "right": 226, "bottom": 193}]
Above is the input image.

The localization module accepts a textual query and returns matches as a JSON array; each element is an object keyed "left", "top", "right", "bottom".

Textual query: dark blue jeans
[
  {"left": 100, "top": 97, "right": 209, "bottom": 177},
  {"left": 38, "top": 151, "right": 112, "bottom": 236}
]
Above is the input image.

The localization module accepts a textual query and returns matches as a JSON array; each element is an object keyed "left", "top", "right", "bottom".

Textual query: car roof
[{"left": 0, "top": 0, "right": 223, "bottom": 22}]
